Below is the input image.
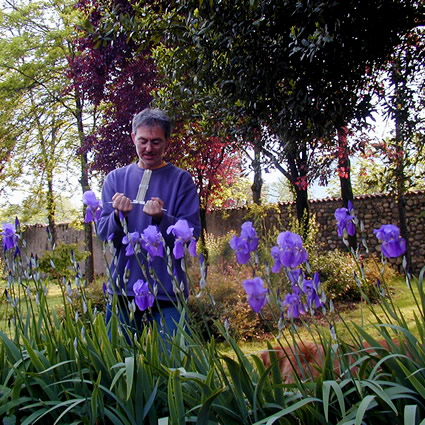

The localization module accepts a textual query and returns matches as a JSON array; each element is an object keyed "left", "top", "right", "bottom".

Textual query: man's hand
[
  {"left": 112, "top": 193, "right": 133, "bottom": 216},
  {"left": 143, "top": 197, "right": 164, "bottom": 220}
]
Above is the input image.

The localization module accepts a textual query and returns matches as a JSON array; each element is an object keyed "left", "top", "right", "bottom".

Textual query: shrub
[
  {"left": 310, "top": 249, "right": 365, "bottom": 302},
  {"left": 188, "top": 262, "right": 272, "bottom": 341},
  {"left": 202, "top": 230, "right": 236, "bottom": 269},
  {"left": 38, "top": 242, "right": 89, "bottom": 280}
]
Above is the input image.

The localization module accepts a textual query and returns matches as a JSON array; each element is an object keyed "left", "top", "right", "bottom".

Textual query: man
[{"left": 97, "top": 108, "right": 201, "bottom": 340}]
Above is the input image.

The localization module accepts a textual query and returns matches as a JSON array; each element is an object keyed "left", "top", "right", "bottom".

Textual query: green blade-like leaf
[
  {"left": 168, "top": 369, "right": 186, "bottom": 425},
  {"left": 404, "top": 404, "right": 418, "bottom": 425},
  {"left": 0, "top": 331, "right": 22, "bottom": 363},
  {"left": 322, "top": 380, "right": 346, "bottom": 421},
  {"left": 251, "top": 397, "right": 320, "bottom": 425},
  {"left": 125, "top": 356, "right": 135, "bottom": 401},
  {"left": 354, "top": 395, "right": 376, "bottom": 425}
]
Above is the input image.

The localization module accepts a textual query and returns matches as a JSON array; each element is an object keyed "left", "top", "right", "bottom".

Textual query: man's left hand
[{"left": 143, "top": 197, "right": 164, "bottom": 220}]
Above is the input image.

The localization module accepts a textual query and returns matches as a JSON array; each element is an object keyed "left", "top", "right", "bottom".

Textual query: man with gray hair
[{"left": 97, "top": 108, "right": 201, "bottom": 342}]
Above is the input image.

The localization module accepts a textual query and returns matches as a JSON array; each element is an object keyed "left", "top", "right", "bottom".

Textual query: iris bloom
[
  {"left": 229, "top": 221, "right": 259, "bottom": 264},
  {"left": 133, "top": 279, "right": 155, "bottom": 311},
  {"left": 122, "top": 231, "right": 141, "bottom": 256},
  {"left": 334, "top": 201, "right": 355, "bottom": 237},
  {"left": 373, "top": 224, "right": 406, "bottom": 258},
  {"left": 83, "top": 190, "right": 102, "bottom": 223},
  {"left": 282, "top": 292, "right": 305, "bottom": 319},
  {"left": 271, "top": 231, "right": 308, "bottom": 271},
  {"left": 287, "top": 268, "right": 304, "bottom": 286},
  {"left": 242, "top": 277, "right": 268, "bottom": 313},
  {"left": 1, "top": 223, "right": 17, "bottom": 251},
  {"left": 303, "top": 272, "right": 325, "bottom": 310},
  {"left": 141, "top": 225, "right": 164, "bottom": 258},
  {"left": 167, "top": 219, "right": 197, "bottom": 259}
]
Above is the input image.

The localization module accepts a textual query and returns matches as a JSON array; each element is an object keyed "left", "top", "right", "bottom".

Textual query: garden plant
[{"left": 0, "top": 194, "right": 424, "bottom": 424}]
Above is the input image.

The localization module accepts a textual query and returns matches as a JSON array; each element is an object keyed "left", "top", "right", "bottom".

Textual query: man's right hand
[{"left": 112, "top": 193, "right": 133, "bottom": 216}]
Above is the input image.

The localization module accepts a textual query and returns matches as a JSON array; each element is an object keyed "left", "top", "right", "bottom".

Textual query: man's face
[{"left": 132, "top": 125, "right": 169, "bottom": 169}]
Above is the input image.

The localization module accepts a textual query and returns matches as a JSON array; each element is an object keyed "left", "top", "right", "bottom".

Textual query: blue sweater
[{"left": 97, "top": 163, "right": 201, "bottom": 300}]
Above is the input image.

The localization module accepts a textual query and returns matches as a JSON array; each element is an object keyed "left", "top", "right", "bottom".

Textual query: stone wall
[
  {"left": 206, "top": 191, "right": 425, "bottom": 273},
  {"left": 20, "top": 223, "right": 106, "bottom": 276},
  {"left": 16, "top": 191, "right": 425, "bottom": 275}
]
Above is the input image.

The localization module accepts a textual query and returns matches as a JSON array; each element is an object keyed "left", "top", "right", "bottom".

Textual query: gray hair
[{"left": 131, "top": 108, "right": 172, "bottom": 139}]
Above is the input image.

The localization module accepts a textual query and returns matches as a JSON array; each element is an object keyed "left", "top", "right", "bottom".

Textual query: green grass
[
  {"left": 222, "top": 275, "right": 420, "bottom": 355},
  {"left": 0, "top": 282, "right": 65, "bottom": 333}
]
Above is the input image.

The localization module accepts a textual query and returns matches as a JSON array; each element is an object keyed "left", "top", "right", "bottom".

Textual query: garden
[
  {"left": 0, "top": 2, "right": 424, "bottom": 424},
  {"left": 0, "top": 192, "right": 424, "bottom": 425}
]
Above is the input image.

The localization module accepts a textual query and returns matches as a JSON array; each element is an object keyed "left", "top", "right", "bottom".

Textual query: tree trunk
[
  {"left": 75, "top": 94, "right": 95, "bottom": 283},
  {"left": 392, "top": 58, "right": 412, "bottom": 271},
  {"left": 46, "top": 170, "right": 57, "bottom": 246},
  {"left": 294, "top": 185, "right": 309, "bottom": 237},
  {"left": 199, "top": 206, "right": 208, "bottom": 258},
  {"left": 251, "top": 146, "right": 263, "bottom": 205},
  {"left": 287, "top": 145, "right": 309, "bottom": 238},
  {"left": 337, "top": 127, "right": 357, "bottom": 250}
]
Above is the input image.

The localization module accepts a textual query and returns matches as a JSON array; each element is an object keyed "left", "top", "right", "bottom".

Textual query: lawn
[{"left": 219, "top": 274, "right": 421, "bottom": 356}]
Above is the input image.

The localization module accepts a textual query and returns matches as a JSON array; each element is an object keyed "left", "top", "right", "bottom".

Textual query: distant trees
[
  {"left": 0, "top": 0, "right": 100, "bottom": 280},
  {"left": 0, "top": 0, "right": 81, "bottom": 243}
]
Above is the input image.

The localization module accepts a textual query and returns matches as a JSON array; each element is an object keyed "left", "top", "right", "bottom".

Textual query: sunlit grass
[
  {"left": 222, "top": 274, "right": 420, "bottom": 355},
  {"left": 0, "top": 281, "right": 64, "bottom": 333}
]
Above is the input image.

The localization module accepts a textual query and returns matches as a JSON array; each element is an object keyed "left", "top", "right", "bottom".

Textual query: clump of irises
[
  {"left": 230, "top": 221, "right": 325, "bottom": 320},
  {"left": 1, "top": 194, "right": 407, "bottom": 322},
  {"left": 230, "top": 202, "right": 407, "bottom": 322}
]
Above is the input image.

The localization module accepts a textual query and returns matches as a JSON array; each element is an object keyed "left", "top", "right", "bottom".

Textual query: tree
[
  {"left": 168, "top": 123, "right": 242, "bottom": 249},
  {"left": 368, "top": 28, "right": 425, "bottom": 270},
  {"left": 72, "top": 0, "right": 243, "bottom": 241},
  {"left": 0, "top": 0, "right": 80, "bottom": 243},
  {"left": 0, "top": 0, "right": 101, "bottom": 280},
  {"left": 150, "top": 0, "right": 423, "bottom": 234}
]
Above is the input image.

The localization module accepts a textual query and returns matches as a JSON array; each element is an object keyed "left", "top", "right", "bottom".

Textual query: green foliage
[
  {"left": 189, "top": 263, "right": 273, "bottom": 342},
  {"left": 0, "top": 0, "right": 94, "bottom": 229},
  {"left": 2, "top": 202, "right": 425, "bottom": 423},
  {"left": 210, "top": 176, "right": 254, "bottom": 208},
  {"left": 38, "top": 242, "right": 89, "bottom": 280},
  {"left": 309, "top": 249, "right": 381, "bottom": 302},
  {"left": 201, "top": 231, "right": 236, "bottom": 267}
]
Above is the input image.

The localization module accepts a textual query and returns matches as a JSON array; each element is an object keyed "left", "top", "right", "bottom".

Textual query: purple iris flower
[
  {"left": 122, "top": 231, "right": 141, "bottom": 256},
  {"left": 83, "top": 190, "right": 102, "bottom": 223},
  {"left": 334, "top": 201, "right": 356, "bottom": 237},
  {"left": 241, "top": 221, "right": 259, "bottom": 249},
  {"left": 303, "top": 272, "right": 325, "bottom": 309},
  {"left": 282, "top": 292, "right": 305, "bottom": 319},
  {"left": 271, "top": 231, "right": 308, "bottom": 272},
  {"left": 229, "top": 235, "right": 251, "bottom": 264},
  {"left": 242, "top": 277, "right": 268, "bottom": 313},
  {"left": 229, "top": 221, "right": 259, "bottom": 265},
  {"left": 373, "top": 224, "right": 406, "bottom": 258},
  {"left": 133, "top": 279, "right": 155, "bottom": 311},
  {"left": 287, "top": 268, "right": 304, "bottom": 286},
  {"left": 2, "top": 223, "right": 17, "bottom": 251},
  {"left": 141, "top": 225, "right": 164, "bottom": 258},
  {"left": 167, "top": 219, "right": 197, "bottom": 259}
]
